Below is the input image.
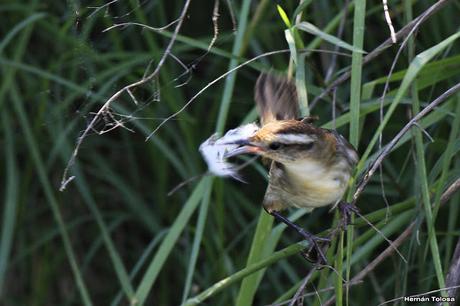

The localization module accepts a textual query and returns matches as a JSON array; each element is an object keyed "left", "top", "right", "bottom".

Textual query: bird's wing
[{"left": 327, "top": 129, "right": 359, "bottom": 167}]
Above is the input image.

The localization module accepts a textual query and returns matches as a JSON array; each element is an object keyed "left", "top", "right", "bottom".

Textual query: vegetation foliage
[{"left": 1, "top": 0, "right": 460, "bottom": 305}]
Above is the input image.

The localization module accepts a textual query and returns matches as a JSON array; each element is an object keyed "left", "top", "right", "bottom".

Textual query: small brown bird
[{"left": 226, "top": 73, "right": 358, "bottom": 264}]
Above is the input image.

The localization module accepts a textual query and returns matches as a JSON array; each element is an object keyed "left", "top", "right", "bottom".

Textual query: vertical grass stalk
[
  {"left": 342, "top": 0, "right": 366, "bottom": 305},
  {"left": 411, "top": 84, "right": 448, "bottom": 304}
]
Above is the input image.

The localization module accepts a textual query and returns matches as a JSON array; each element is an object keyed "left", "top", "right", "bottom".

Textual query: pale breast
[{"left": 268, "top": 159, "right": 350, "bottom": 209}]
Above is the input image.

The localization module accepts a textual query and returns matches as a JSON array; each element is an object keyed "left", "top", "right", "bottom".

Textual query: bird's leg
[
  {"left": 338, "top": 201, "right": 359, "bottom": 230},
  {"left": 266, "top": 209, "right": 330, "bottom": 266}
]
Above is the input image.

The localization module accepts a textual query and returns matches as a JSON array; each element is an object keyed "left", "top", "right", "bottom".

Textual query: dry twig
[{"left": 60, "top": 0, "right": 193, "bottom": 191}]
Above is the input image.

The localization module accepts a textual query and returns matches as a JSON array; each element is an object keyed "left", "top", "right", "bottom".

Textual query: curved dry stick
[{"left": 60, "top": 0, "right": 192, "bottom": 191}]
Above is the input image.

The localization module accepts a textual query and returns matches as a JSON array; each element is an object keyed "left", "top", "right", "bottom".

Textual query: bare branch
[{"left": 60, "top": 0, "right": 193, "bottom": 191}]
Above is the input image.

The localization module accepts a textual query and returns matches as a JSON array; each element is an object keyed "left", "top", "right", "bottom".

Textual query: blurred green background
[{"left": 1, "top": 0, "right": 460, "bottom": 305}]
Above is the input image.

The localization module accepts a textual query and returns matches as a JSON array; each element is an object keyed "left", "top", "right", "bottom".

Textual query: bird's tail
[{"left": 254, "top": 73, "right": 300, "bottom": 125}]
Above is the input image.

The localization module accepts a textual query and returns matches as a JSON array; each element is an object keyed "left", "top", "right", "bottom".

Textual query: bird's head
[{"left": 225, "top": 119, "right": 335, "bottom": 165}]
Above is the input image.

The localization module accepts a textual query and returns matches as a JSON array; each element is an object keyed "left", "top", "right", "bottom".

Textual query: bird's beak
[{"left": 224, "top": 139, "right": 264, "bottom": 158}]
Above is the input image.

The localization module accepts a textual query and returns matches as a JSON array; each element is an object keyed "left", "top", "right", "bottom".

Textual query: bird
[{"left": 225, "top": 73, "right": 359, "bottom": 265}]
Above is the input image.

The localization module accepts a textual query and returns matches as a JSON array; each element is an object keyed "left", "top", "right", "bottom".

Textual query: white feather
[{"left": 199, "top": 123, "right": 259, "bottom": 179}]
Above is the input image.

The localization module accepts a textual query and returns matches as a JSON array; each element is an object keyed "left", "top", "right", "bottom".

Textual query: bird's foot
[
  {"left": 265, "top": 209, "right": 330, "bottom": 267},
  {"left": 298, "top": 230, "right": 330, "bottom": 267},
  {"left": 338, "top": 201, "right": 359, "bottom": 230}
]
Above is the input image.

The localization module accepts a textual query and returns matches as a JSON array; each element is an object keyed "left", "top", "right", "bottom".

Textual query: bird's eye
[
  {"left": 304, "top": 142, "right": 314, "bottom": 150},
  {"left": 269, "top": 142, "right": 283, "bottom": 150}
]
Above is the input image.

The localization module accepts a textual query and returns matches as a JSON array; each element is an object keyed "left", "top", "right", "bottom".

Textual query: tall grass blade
[
  {"left": 10, "top": 87, "right": 93, "bottom": 306},
  {"left": 134, "top": 178, "right": 209, "bottom": 304},
  {"left": 297, "top": 21, "right": 365, "bottom": 54},
  {"left": 0, "top": 112, "right": 19, "bottom": 297}
]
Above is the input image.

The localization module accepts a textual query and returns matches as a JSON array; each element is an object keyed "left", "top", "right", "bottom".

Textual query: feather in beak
[{"left": 199, "top": 123, "right": 259, "bottom": 180}]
